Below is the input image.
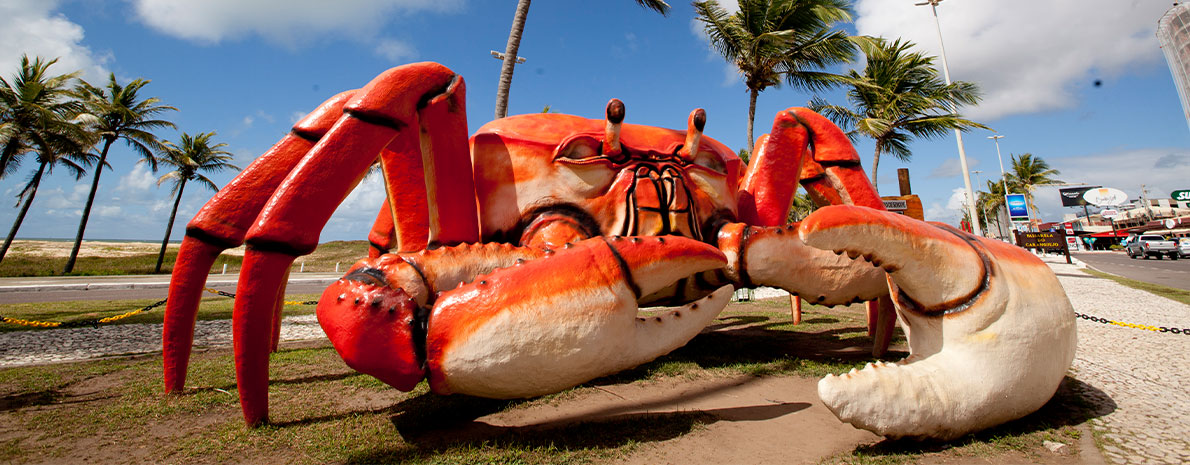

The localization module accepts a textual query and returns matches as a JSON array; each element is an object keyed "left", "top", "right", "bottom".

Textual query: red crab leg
[
  {"left": 234, "top": 62, "right": 472, "bottom": 425},
  {"left": 162, "top": 90, "right": 354, "bottom": 393},
  {"left": 367, "top": 200, "right": 396, "bottom": 258}
]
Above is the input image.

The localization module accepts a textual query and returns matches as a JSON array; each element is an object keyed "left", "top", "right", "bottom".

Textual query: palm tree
[
  {"left": 1006, "top": 152, "right": 1061, "bottom": 222},
  {"left": 976, "top": 179, "right": 1007, "bottom": 236},
  {"left": 153, "top": 132, "right": 238, "bottom": 273},
  {"left": 0, "top": 130, "right": 98, "bottom": 264},
  {"left": 810, "top": 38, "right": 987, "bottom": 192},
  {"left": 62, "top": 74, "right": 177, "bottom": 273},
  {"left": 786, "top": 192, "right": 815, "bottom": 223},
  {"left": 494, "top": 0, "right": 670, "bottom": 119},
  {"left": 0, "top": 55, "right": 89, "bottom": 178},
  {"left": 694, "top": 0, "right": 861, "bottom": 153}
]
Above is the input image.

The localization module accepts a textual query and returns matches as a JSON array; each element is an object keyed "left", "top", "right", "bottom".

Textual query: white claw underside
[{"left": 438, "top": 284, "right": 733, "bottom": 399}]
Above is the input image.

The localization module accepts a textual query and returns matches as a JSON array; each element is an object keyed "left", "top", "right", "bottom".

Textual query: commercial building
[{"left": 1158, "top": 3, "right": 1190, "bottom": 134}]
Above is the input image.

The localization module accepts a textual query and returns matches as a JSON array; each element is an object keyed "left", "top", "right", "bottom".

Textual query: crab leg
[
  {"left": 162, "top": 90, "right": 355, "bottom": 393},
  {"left": 802, "top": 206, "right": 1077, "bottom": 440},
  {"left": 233, "top": 62, "right": 474, "bottom": 425}
]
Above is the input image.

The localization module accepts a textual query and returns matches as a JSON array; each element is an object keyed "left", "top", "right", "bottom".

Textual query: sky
[{"left": 0, "top": 0, "right": 1186, "bottom": 243}]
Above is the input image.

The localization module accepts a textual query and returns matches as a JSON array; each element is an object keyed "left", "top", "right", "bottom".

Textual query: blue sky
[{"left": 1, "top": 0, "right": 1186, "bottom": 243}]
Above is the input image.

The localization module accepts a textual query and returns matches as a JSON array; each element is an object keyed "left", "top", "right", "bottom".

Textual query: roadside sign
[
  {"left": 1066, "top": 236, "right": 1078, "bottom": 251},
  {"left": 1165, "top": 219, "right": 1176, "bottom": 229},
  {"left": 1101, "top": 209, "right": 1119, "bottom": 219},
  {"left": 882, "top": 199, "right": 908, "bottom": 211},
  {"left": 1082, "top": 187, "right": 1128, "bottom": 206},
  {"left": 1006, "top": 194, "right": 1029, "bottom": 222},
  {"left": 1172, "top": 189, "right": 1190, "bottom": 202}
]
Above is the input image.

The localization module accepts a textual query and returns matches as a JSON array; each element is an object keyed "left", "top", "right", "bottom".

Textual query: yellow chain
[{"left": 2, "top": 287, "right": 315, "bottom": 329}]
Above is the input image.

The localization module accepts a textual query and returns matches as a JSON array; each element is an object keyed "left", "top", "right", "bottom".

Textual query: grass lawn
[{"left": 0, "top": 299, "right": 1099, "bottom": 464}]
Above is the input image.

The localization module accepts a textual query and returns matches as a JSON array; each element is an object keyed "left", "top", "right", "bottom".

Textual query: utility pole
[{"left": 916, "top": 0, "right": 981, "bottom": 236}]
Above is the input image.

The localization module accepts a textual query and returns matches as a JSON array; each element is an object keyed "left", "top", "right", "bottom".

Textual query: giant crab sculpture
[{"left": 161, "top": 62, "right": 1075, "bottom": 440}]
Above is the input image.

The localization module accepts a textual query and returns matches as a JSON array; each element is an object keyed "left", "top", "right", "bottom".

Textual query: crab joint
[
  {"left": 679, "top": 108, "right": 706, "bottom": 161},
  {"left": 603, "top": 98, "right": 625, "bottom": 156}
]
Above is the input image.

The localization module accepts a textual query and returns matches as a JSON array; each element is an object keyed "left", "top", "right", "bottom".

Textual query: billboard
[
  {"left": 1058, "top": 186, "right": 1100, "bottom": 207},
  {"left": 1006, "top": 194, "right": 1029, "bottom": 222},
  {"left": 1082, "top": 187, "right": 1128, "bottom": 206}
]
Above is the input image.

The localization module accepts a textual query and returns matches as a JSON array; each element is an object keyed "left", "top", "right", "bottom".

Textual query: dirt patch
[{"left": 0, "top": 304, "right": 1108, "bottom": 464}]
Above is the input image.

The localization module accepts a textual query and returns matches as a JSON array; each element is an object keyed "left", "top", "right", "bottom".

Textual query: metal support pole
[{"left": 917, "top": 0, "right": 980, "bottom": 236}]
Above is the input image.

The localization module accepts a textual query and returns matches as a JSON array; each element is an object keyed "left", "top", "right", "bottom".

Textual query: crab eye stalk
[
  {"left": 679, "top": 108, "right": 706, "bottom": 162},
  {"left": 603, "top": 98, "right": 625, "bottom": 156},
  {"left": 557, "top": 136, "right": 602, "bottom": 161}
]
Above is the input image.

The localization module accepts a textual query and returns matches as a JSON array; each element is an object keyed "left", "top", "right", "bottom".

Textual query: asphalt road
[{"left": 1072, "top": 251, "right": 1190, "bottom": 291}]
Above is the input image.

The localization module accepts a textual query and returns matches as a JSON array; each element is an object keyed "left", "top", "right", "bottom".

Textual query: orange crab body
[{"left": 161, "top": 62, "right": 1075, "bottom": 442}]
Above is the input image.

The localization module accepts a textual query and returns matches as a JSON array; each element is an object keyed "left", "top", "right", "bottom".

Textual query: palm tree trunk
[
  {"left": 0, "top": 162, "right": 47, "bottom": 264},
  {"left": 746, "top": 87, "right": 758, "bottom": 154},
  {"left": 494, "top": 0, "right": 532, "bottom": 119},
  {"left": 155, "top": 179, "right": 187, "bottom": 274},
  {"left": 871, "top": 142, "right": 883, "bottom": 194},
  {"left": 63, "top": 137, "right": 115, "bottom": 274}
]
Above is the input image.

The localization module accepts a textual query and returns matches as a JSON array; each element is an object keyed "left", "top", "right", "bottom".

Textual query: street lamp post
[
  {"left": 988, "top": 134, "right": 1009, "bottom": 240},
  {"left": 970, "top": 170, "right": 989, "bottom": 237},
  {"left": 915, "top": 0, "right": 981, "bottom": 236}
]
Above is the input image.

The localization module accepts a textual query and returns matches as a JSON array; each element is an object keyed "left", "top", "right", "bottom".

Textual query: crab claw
[
  {"left": 800, "top": 206, "right": 1076, "bottom": 440},
  {"left": 425, "top": 236, "right": 732, "bottom": 398},
  {"left": 317, "top": 264, "right": 427, "bottom": 391}
]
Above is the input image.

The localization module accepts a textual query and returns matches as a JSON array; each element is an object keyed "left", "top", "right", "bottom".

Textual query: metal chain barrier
[
  {"left": 0, "top": 287, "right": 318, "bottom": 329},
  {"left": 1074, "top": 312, "right": 1188, "bottom": 335}
]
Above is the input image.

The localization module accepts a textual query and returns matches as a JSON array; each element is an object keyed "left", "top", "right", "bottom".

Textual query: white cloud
[
  {"left": 925, "top": 187, "right": 969, "bottom": 223},
  {"left": 115, "top": 164, "right": 157, "bottom": 194},
  {"left": 689, "top": 1, "right": 744, "bottom": 87},
  {"left": 0, "top": 0, "right": 109, "bottom": 82},
  {"left": 929, "top": 156, "right": 982, "bottom": 178},
  {"left": 855, "top": 0, "right": 1170, "bottom": 121},
  {"left": 324, "top": 174, "right": 388, "bottom": 238},
  {"left": 131, "top": 0, "right": 464, "bottom": 47},
  {"left": 374, "top": 38, "right": 418, "bottom": 63}
]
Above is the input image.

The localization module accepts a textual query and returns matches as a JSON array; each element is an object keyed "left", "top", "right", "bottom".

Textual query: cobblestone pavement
[
  {"left": 1044, "top": 256, "right": 1190, "bottom": 465},
  {"left": 0, "top": 260, "right": 1187, "bottom": 463},
  {"left": 0, "top": 314, "right": 326, "bottom": 367}
]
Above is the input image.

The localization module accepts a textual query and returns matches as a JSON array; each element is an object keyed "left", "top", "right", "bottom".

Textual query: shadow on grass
[
  {"left": 847, "top": 376, "right": 1116, "bottom": 460},
  {"left": 0, "top": 390, "right": 60, "bottom": 411}
]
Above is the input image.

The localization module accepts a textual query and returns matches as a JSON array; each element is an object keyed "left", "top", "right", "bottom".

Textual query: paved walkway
[
  {"left": 0, "top": 257, "right": 1187, "bottom": 463},
  {"left": 1043, "top": 255, "right": 1190, "bottom": 465}
]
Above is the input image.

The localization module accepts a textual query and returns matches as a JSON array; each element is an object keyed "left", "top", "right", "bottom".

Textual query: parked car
[
  {"left": 1179, "top": 238, "right": 1190, "bottom": 258},
  {"left": 1125, "top": 234, "right": 1179, "bottom": 260}
]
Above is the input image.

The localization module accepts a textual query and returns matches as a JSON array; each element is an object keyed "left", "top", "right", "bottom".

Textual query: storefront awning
[{"left": 1088, "top": 230, "right": 1130, "bottom": 238}]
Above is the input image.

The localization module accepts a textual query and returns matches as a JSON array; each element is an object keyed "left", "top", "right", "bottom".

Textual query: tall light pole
[
  {"left": 988, "top": 134, "right": 1009, "bottom": 239},
  {"left": 916, "top": 0, "right": 980, "bottom": 236},
  {"left": 971, "top": 170, "right": 986, "bottom": 236}
]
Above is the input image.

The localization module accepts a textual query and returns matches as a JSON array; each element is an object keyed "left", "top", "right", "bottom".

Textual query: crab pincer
[
  {"left": 317, "top": 235, "right": 734, "bottom": 398},
  {"left": 799, "top": 205, "right": 1077, "bottom": 440}
]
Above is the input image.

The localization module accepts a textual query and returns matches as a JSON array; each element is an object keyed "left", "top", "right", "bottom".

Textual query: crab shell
[{"left": 470, "top": 113, "right": 742, "bottom": 245}]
